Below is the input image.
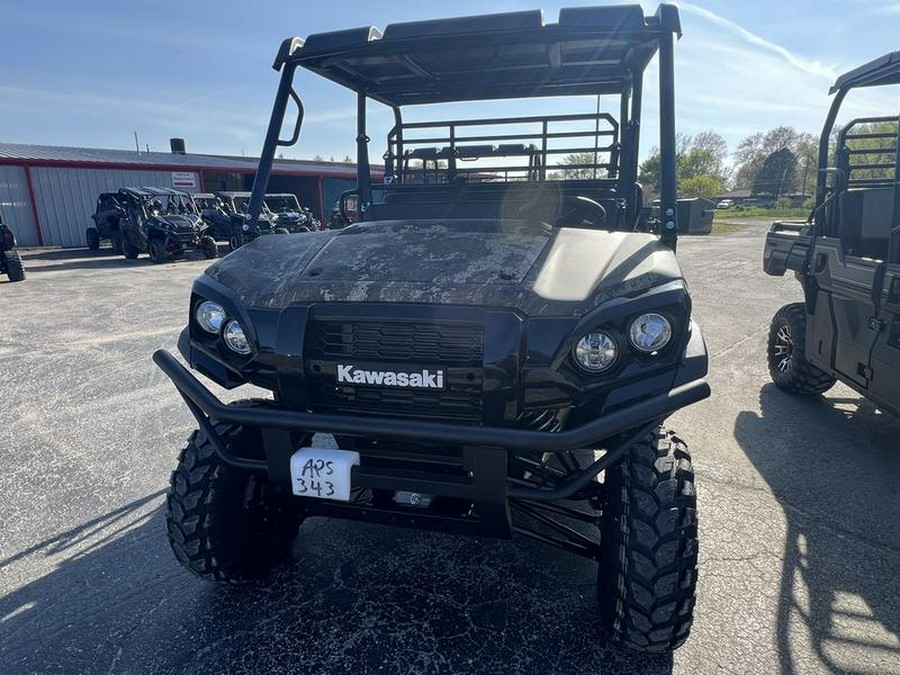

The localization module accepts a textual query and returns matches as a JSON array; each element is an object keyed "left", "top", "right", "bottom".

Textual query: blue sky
[{"left": 2, "top": 0, "right": 898, "bottom": 165}]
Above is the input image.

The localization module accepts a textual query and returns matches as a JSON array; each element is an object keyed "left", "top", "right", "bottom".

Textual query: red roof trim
[{"left": 0, "top": 157, "right": 379, "bottom": 179}]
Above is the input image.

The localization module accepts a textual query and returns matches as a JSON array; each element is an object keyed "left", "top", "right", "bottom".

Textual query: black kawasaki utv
[
  {"left": 87, "top": 192, "right": 126, "bottom": 253},
  {"left": 764, "top": 50, "right": 900, "bottom": 417},
  {"left": 263, "top": 193, "right": 321, "bottom": 232},
  {"left": 155, "top": 5, "right": 710, "bottom": 653},
  {"left": 1, "top": 214, "right": 26, "bottom": 282},
  {"left": 118, "top": 187, "right": 218, "bottom": 264},
  {"left": 193, "top": 193, "right": 237, "bottom": 243},
  {"left": 216, "top": 191, "right": 287, "bottom": 249}
]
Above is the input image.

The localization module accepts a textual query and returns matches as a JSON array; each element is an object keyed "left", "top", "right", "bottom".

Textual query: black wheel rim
[
  {"left": 244, "top": 476, "right": 287, "bottom": 538},
  {"left": 774, "top": 322, "right": 793, "bottom": 373}
]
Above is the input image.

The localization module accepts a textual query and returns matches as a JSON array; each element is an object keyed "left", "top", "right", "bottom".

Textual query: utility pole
[
  {"left": 134, "top": 131, "right": 140, "bottom": 154},
  {"left": 801, "top": 156, "right": 810, "bottom": 198}
]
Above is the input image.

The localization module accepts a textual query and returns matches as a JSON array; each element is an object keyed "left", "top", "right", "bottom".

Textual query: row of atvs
[{"left": 87, "top": 188, "right": 323, "bottom": 264}]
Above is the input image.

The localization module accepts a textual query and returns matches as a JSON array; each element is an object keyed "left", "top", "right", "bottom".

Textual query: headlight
[
  {"left": 573, "top": 332, "right": 617, "bottom": 372},
  {"left": 629, "top": 313, "right": 672, "bottom": 352},
  {"left": 195, "top": 301, "right": 227, "bottom": 334},
  {"left": 223, "top": 319, "right": 252, "bottom": 355}
]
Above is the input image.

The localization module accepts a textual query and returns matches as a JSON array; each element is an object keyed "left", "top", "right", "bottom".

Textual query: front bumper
[
  {"left": 156, "top": 349, "right": 708, "bottom": 455},
  {"left": 155, "top": 339, "right": 708, "bottom": 542}
]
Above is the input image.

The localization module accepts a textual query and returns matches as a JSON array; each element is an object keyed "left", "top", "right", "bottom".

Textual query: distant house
[{"left": 713, "top": 189, "right": 751, "bottom": 204}]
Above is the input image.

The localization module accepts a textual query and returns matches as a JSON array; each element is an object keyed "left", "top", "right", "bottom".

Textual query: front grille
[
  {"left": 308, "top": 321, "right": 483, "bottom": 365},
  {"left": 309, "top": 379, "right": 483, "bottom": 423},
  {"left": 306, "top": 320, "right": 485, "bottom": 423}
]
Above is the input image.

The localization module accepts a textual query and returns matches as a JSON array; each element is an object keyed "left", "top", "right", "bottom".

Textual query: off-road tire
[
  {"left": 3, "top": 250, "right": 26, "bottom": 282},
  {"left": 110, "top": 232, "right": 124, "bottom": 255},
  {"left": 86, "top": 228, "right": 101, "bottom": 250},
  {"left": 148, "top": 239, "right": 167, "bottom": 264},
  {"left": 122, "top": 236, "right": 141, "bottom": 260},
  {"left": 274, "top": 227, "right": 290, "bottom": 235},
  {"left": 166, "top": 422, "right": 300, "bottom": 583},
  {"left": 201, "top": 235, "right": 218, "bottom": 259},
  {"left": 767, "top": 303, "right": 836, "bottom": 395},
  {"left": 598, "top": 426, "right": 697, "bottom": 653}
]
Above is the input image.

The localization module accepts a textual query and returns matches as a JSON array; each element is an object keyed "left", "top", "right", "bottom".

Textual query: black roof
[
  {"left": 276, "top": 4, "right": 681, "bottom": 106},
  {"left": 831, "top": 49, "right": 900, "bottom": 94},
  {"left": 120, "top": 186, "right": 191, "bottom": 198}
]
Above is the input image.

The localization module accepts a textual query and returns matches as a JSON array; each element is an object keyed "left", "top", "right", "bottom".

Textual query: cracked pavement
[{"left": 1, "top": 222, "right": 898, "bottom": 674}]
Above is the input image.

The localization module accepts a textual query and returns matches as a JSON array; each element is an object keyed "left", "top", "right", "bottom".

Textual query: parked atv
[
  {"left": 0, "top": 215, "right": 26, "bottom": 282},
  {"left": 763, "top": 50, "right": 900, "bottom": 417},
  {"left": 193, "top": 193, "right": 235, "bottom": 243},
  {"left": 118, "top": 188, "right": 218, "bottom": 264},
  {"left": 263, "top": 193, "right": 321, "bottom": 232},
  {"left": 216, "top": 191, "right": 285, "bottom": 250},
  {"left": 155, "top": 4, "right": 708, "bottom": 653},
  {"left": 87, "top": 192, "right": 127, "bottom": 253}
]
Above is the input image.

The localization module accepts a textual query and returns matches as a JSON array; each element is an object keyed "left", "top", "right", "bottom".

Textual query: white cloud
[{"left": 676, "top": 2, "right": 838, "bottom": 81}]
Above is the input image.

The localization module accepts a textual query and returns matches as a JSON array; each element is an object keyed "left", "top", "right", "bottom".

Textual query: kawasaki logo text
[{"left": 336, "top": 364, "right": 445, "bottom": 389}]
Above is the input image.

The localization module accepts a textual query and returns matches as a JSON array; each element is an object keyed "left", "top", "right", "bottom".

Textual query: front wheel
[
  {"left": 3, "top": 250, "right": 26, "bottom": 282},
  {"left": 109, "top": 232, "right": 124, "bottom": 255},
  {"left": 148, "top": 239, "right": 167, "bottom": 264},
  {"left": 122, "top": 236, "right": 141, "bottom": 260},
  {"left": 767, "top": 303, "right": 836, "bottom": 394},
  {"left": 166, "top": 422, "right": 300, "bottom": 583},
  {"left": 598, "top": 426, "right": 697, "bottom": 652},
  {"left": 201, "top": 235, "right": 218, "bottom": 259},
  {"left": 86, "top": 228, "right": 100, "bottom": 250}
]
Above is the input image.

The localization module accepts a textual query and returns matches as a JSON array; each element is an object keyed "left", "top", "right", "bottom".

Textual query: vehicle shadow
[
  {"left": 19, "top": 247, "right": 220, "bottom": 273},
  {"left": 23, "top": 247, "right": 120, "bottom": 261},
  {"left": 734, "top": 384, "right": 900, "bottom": 675},
  {"left": 0, "top": 494, "right": 674, "bottom": 675}
]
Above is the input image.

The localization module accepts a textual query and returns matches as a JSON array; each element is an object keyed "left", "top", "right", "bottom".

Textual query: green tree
[
  {"left": 733, "top": 126, "right": 816, "bottom": 194},
  {"left": 680, "top": 174, "right": 724, "bottom": 199},
  {"left": 638, "top": 130, "right": 728, "bottom": 199},
  {"left": 752, "top": 148, "right": 797, "bottom": 197},
  {"left": 558, "top": 152, "right": 605, "bottom": 179},
  {"left": 637, "top": 153, "right": 661, "bottom": 195}
]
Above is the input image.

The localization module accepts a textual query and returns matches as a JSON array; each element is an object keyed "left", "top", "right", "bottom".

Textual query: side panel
[
  {"left": 762, "top": 222, "right": 811, "bottom": 277},
  {"left": 869, "top": 263, "right": 900, "bottom": 415},
  {"left": 0, "top": 165, "right": 39, "bottom": 246},
  {"left": 808, "top": 237, "right": 882, "bottom": 388}
]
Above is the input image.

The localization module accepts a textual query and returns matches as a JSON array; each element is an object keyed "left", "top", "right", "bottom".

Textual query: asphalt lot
[{"left": 1, "top": 222, "right": 898, "bottom": 675}]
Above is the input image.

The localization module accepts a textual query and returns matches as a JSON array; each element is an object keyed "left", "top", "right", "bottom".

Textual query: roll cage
[
  {"left": 245, "top": 4, "right": 683, "bottom": 250},
  {"left": 119, "top": 187, "right": 200, "bottom": 218},
  {"left": 813, "top": 50, "right": 900, "bottom": 264}
]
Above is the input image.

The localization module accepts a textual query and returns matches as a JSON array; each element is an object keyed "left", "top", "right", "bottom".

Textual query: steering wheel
[
  {"left": 516, "top": 195, "right": 606, "bottom": 227},
  {"left": 556, "top": 196, "right": 607, "bottom": 227}
]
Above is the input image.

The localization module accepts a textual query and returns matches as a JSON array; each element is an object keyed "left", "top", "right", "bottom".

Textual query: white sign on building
[{"left": 172, "top": 172, "right": 196, "bottom": 189}]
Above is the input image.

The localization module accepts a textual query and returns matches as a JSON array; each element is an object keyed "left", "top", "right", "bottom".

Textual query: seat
[{"left": 839, "top": 188, "right": 894, "bottom": 260}]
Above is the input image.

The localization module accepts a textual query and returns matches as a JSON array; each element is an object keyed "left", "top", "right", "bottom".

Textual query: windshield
[
  {"left": 143, "top": 194, "right": 198, "bottom": 216},
  {"left": 264, "top": 195, "right": 300, "bottom": 212},
  {"left": 231, "top": 196, "right": 272, "bottom": 214},
  {"left": 195, "top": 197, "right": 221, "bottom": 211}
]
